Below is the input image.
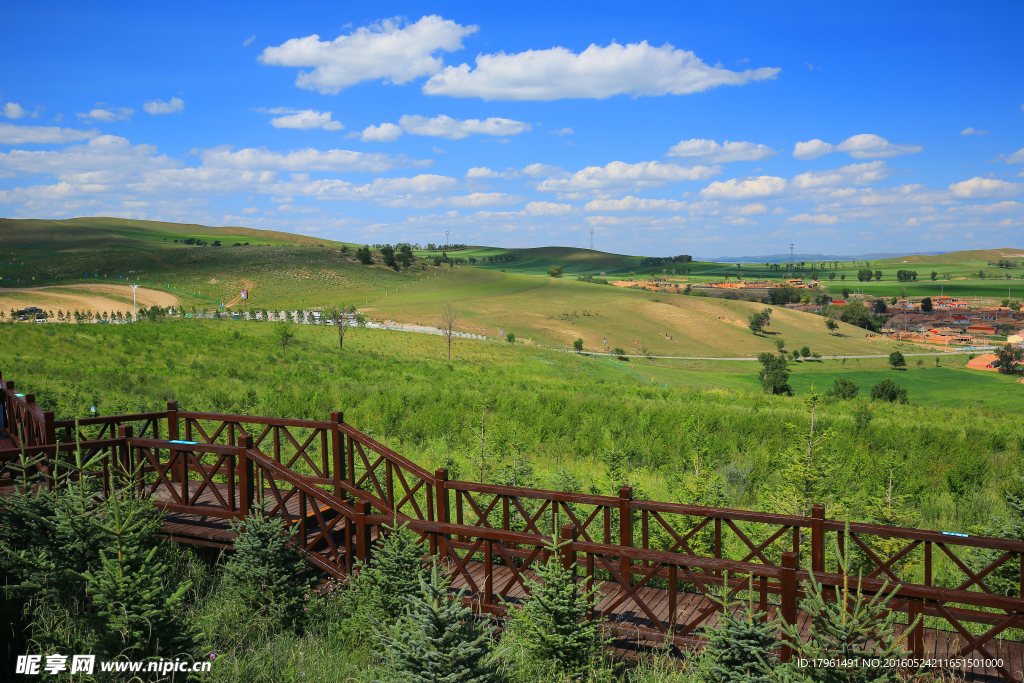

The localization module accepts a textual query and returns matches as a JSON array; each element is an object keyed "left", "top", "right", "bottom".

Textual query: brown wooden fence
[{"left": 2, "top": 370, "right": 1023, "bottom": 680}]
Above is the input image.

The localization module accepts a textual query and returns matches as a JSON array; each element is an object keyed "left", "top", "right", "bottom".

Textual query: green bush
[{"left": 870, "top": 379, "right": 908, "bottom": 404}]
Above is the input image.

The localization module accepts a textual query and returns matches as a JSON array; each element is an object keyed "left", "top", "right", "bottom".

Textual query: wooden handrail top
[
  {"left": 130, "top": 437, "right": 241, "bottom": 455},
  {"left": 179, "top": 411, "right": 335, "bottom": 430},
  {"left": 336, "top": 424, "right": 435, "bottom": 482},
  {"left": 243, "top": 448, "right": 357, "bottom": 518},
  {"left": 370, "top": 516, "right": 556, "bottom": 547},
  {"left": 1, "top": 438, "right": 124, "bottom": 459},
  {"left": 631, "top": 499, "right": 812, "bottom": 527},
  {"left": 574, "top": 540, "right": 786, "bottom": 579},
  {"left": 446, "top": 479, "right": 620, "bottom": 506},
  {"left": 52, "top": 412, "right": 167, "bottom": 428},
  {"left": 823, "top": 518, "right": 1024, "bottom": 553}
]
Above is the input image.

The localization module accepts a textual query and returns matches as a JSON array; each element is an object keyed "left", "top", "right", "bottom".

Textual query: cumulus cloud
[
  {"left": 422, "top": 40, "right": 780, "bottom": 101},
  {"left": 584, "top": 196, "right": 688, "bottom": 212},
  {"left": 549, "top": 127, "right": 574, "bottom": 136},
  {"left": 1004, "top": 147, "right": 1024, "bottom": 164},
  {"left": 522, "top": 163, "right": 562, "bottom": 177},
  {"left": 360, "top": 123, "right": 403, "bottom": 142},
  {"left": 736, "top": 203, "right": 768, "bottom": 215},
  {"left": 3, "top": 103, "right": 30, "bottom": 119},
  {"left": 465, "top": 163, "right": 563, "bottom": 180},
  {"left": 197, "top": 145, "right": 428, "bottom": 173},
  {"left": 76, "top": 105, "right": 134, "bottom": 123},
  {"left": 960, "top": 127, "right": 988, "bottom": 136},
  {"left": 948, "top": 177, "right": 1023, "bottom": 198},
  {"left": 259, "top": 15, "right": 478, "bottom": 94},
  {"left": 0, "top": 123, "right": 98, "bottom": 145},
  {"left": 946, "top": 201, "right": 1023, "bottom": 215},
  {"left": 666, "top": 138, "right": 776, "bottom": 163},
  {"left": 398, "top": 114, "right": 530, "bottom": 139},
  {"left": 699, "top": 175, "right": 787, "bottom": 200},
  {"left": 523, "top": 201, "right": 575, "bottom": 216},
  {"left": 538, "top": 160, "right": 719, "bottom": 192},
  {"left": 266, "top": 108, "right": 343, "bottom": 131},
  {"left": 143, "top": 97, "right": 185, "bottom": 115},
  {"left": 791, "top": 161, "right": 891, "bottom": 189},
  {"left": 786, "top": 213, "right": 839, "bottom": 225},
  {"left": 793, "top": 134, "right": 921, "bottom": 160}
]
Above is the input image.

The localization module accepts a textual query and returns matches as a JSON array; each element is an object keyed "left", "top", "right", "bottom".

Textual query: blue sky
[{"left": 1, "top": 1, "right": 1022, "bottom": 256}]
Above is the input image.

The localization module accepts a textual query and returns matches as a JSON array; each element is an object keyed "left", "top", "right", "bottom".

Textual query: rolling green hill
[{"left": 0, "top": 217, "right": 349, "bottom": 253}]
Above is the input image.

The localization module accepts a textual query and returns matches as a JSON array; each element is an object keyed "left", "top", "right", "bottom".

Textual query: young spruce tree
[
  {"left": 375, "top": 562, "right": 502, "bottom": 683},
  {"left": 506, "top": 540, "right": 603, "bottom": 675},
  {"left": 699, "top": 575, "right": 777, "bottom": 683}
]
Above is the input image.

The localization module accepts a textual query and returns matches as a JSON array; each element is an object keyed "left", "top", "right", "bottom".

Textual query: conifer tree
[
  {"left": 343, "top": 521, "right": 429, "bottom": 627},
  {"left": 767, "top": 524, "right": 921, "bottom": 683},
  {"left": 506, "top": 540, "right": 602, "bottom": 675},
  {"left": 375, "top": 563, "right": 502, "bottom": 683},
  {"left": 700, "top": 576, "right": 777, "bottom": 683},
  {"left": 225, "top": 504, "right": 312, "bottom": 632}
]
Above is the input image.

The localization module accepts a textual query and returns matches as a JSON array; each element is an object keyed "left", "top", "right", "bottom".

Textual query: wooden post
[
  {"left": 355, "top": 500, "right": 372, "bottom": 564},
  {"left": 560, "top": 524, "right": 578, "bottom": 576},
  {"left": 331, "top": 412, "right": 344, "bottom": 497},
  {"left": 619, "top": 486, "right": 632, "bottom": 585},
  {"left": 238, "top": 435, "right": 254, "bottom": 518},
  {"left": 781, "top": 552, "right": 798, "bottom": 662},
  {"left": 435, "top": 468, "right": 450, "bottom": 559},
  {"left": 811, "top": 505, "right": 825, "bottom": 574},
  {"left": 346, "top": 434, "right": 356, "bottom": 487},
  {"left": 908, "top": 599, "right": 924, "bottom": 659},
  {"left": 167, "top": 401, "right": 179, "bottom": 441},
  {"left": 42, "top": 410, "right": 56, "bottom": 445}
]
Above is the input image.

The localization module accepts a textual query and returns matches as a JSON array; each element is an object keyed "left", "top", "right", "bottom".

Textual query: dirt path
[
  {"left": 0, "top": 284, "right": 178, "bottom": 316},
  {"left": 224, "top": 278, "right": 255, "bottom": 308}
]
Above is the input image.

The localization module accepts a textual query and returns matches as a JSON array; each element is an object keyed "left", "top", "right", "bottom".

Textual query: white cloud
[
  {"left": 465, "top": 166, "right": 499, "bottom": 179},
  {"left": 538, "top": 160, "right": 719, "bottom": 192},
  {"left": 0, "top": 123, "right": 98, "bottom": 145},
  {"left": 786, "top": 213, "right": 838, "bottom": 225},
  {"left": 267, "top": 108, "right": 343, "bottom": 131},
  {"left": 397, "top": 114, "right": 530, "bottom": 140},
  {"left": 523, "top": 201, "right": 575, "bottom": 216},
  {"left": 432, "top": 146, "right": 446, "bottom": 154},
  {"left": 666, "top": 138, "right": 776, "bottom": 163},
  {"left": 0, "top": 135, "right": 179, "bottom": 185},
  {"left": 960, "top": 127, "right": 988, "bottom": 136},
  {"left": 243, "top": 35, "right": 255, "bottom": 47},
  {"left": 269, "top": 174, "right": 460, "bottom": 202},
  {"left": 522, "top": 163, "right": 562, "bottom": 177},
  {"left": 422, "top": 40, "right": 780, "bottom": 100},
  {"left": 947, "top": 201, "right": 1023, "bottom": 215},
  {"left": 549, "top": 128, "right": 574, "bottom": 136},
  {"left": 736, "top": 203, "right": 768, "bottom": 215},
  {"left": 3, "top": 103, "right": 29, "bottom": 119},
  {"left": 793, "top": 134, "right": 921, "bottom": 160},
  {"left": 791, "top": 161, "right": 891, "bottom": 189},
  {"left": 360, "top": 123, "right": 403, "bottom": 142},
  {"left": 196, "top": 145, "right": 428, "bottom": 173},
  {"left": 143, "top": 97, "right": 185, "bottom": 115},
  {"left": 241, "top": 206, "right": 259, "bottom": 213},
  {"left": 1004, "top": 148, "right": 1024, "bottom": 164},
  {"left": 948, "top": 177, "right": 1023, "bottom": 198},
  {"left": 76, "top": 105, "right": 134, "bottom": 123},
  {"left": 584, "top": 196, "right": 687, "bottom": 212},
  {"left": 259, "top": 15, "right": 478, "bottom": 94},
  {"left": 699, "top": 175, "right": 787, "bottom": 199},
  {"left": 448, "top": 193, "right": 520, "bottom": 208}
]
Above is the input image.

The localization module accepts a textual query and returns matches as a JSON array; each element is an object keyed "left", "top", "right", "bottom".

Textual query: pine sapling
[
  {"left": 699, "top": 575, "right": 777, "bottom": 683},
  {"left": 375, "top": 562, "right": 502, "bottom": 683}
]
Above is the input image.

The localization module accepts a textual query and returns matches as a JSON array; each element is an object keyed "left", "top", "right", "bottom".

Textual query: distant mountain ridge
[{"left": 701, "top": 252, "right": 947, "bottom": 263}]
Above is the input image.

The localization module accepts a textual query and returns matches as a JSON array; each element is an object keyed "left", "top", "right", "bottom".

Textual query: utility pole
[
  {"left": 590, "top": 229, "right": 594, "bottom": 250},
  {"left": 129, "top": 284, "right": 139, "bottom": 322},
  {"left": 445, "top": 231, "right": 449, "bottom": 249},
  {"left": 789, "top": 243, "right": 794, "bottom": 276}
]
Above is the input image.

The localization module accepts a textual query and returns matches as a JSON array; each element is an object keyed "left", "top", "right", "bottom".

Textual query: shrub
[
  {"left": 699, "top": 576, "right": 777, "bottom": 683},
  {"left": 888, "top": 351, "right": 906, "bottom": 370},
  {"left": 505, "top": 331, "right": 516, "bottom": 343},
  {"left": 825, "top": 377, "right": 859, "bottom": 400},
  {"left": 870, "top": 379, "right": 908, "bottom": 404},
  {"left": 613, "top": 347, "right": 627, "bottom": 360},
  {"left": 546, "top": 265, "right": 564, "bottom": 278}
]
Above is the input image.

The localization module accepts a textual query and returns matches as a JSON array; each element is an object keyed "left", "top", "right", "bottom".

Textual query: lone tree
[
  {"left": 356, "top": 245, "right": 373, "bottom": 264},
  {"left": 747, "top": 307, "right": 772, "bottom": 335},
  {"left": 273, "top": 322, "right": 296, "bottom": 354},
  {"left": 773, "top": 338, "right": 787, "bottom": 354},
  {"left": 326, "top": 303, "right": 358, "bottom": 350},
  {"left": 825, "top": 318, "right": 839, "bottom": 335},
  {"left": 757, "top": 352, "right": 792, "bottom": 395},
  {"left": 920, "top": 297, "right": 933, "bottom": 312},
  {"left": 888, "top": 350, "right": 906, "bottom": 370},
  {"left": 573, "top": 338, "right": 584, "bottom": 353},
  {"left": 871, "top": 378, "right": 909, "bottom": 404},
  {"left": 440, "top": 301, "right": 459, "bottom": 360},
  {"left": 546, "top": 265, "right": 564, "bottom": 278},
  {"left": 825, "top": 377, "right": 859, "bottom": 400},
  {"left": 995, "top": 343, "right": 1023, "bottom": 374}
]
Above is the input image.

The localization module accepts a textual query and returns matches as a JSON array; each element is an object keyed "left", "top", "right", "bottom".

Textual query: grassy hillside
[{"left": 0, "top": 216, "right": 348, "bottom": 252}]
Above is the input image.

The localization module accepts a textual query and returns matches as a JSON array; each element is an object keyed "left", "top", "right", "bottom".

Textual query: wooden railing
[{"left": 2, "top": 370, "right": 1023, "bottom": 680}]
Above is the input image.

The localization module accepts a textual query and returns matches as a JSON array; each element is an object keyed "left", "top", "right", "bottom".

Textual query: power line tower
[{"left": 590, "top": 229, "right": 594, "bottom": 250}]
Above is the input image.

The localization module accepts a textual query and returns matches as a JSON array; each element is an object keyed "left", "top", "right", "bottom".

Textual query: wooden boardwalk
[{"left": 148, "top": 484, "right": 1022, "bottom": 682}]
